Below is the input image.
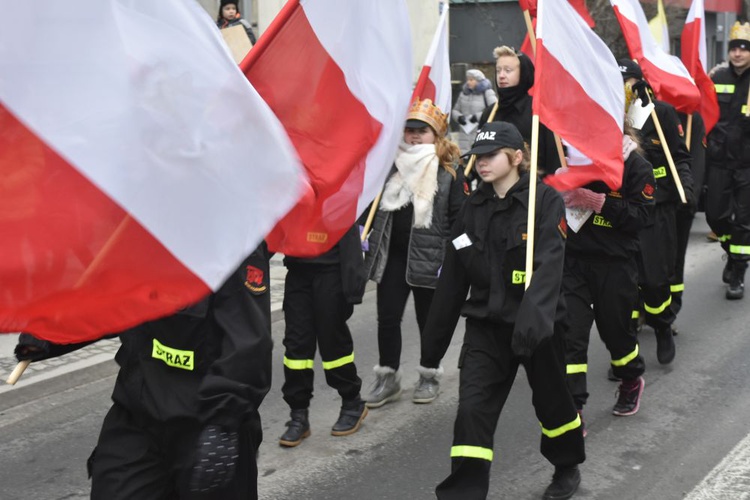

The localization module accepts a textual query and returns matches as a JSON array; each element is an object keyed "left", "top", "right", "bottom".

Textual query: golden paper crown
[
  {"left": 729, "top": 21, "right": 750, "bottom": 43},
  {"left": 406, "top": 98, "right": 448, "bottom": 136}
]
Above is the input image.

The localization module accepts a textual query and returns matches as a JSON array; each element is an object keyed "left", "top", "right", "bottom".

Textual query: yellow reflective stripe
[
  {"left": 719, "top": 234, "right": 732, "bottom": 242},
  {"left": 512, "top": 270, "right": 526, "bottom": 284},
  {"left": 653, "top": 166, "right": 667, "bottom": 179},
  {"left": 730, "top": 244, "right": 750, "bottom": 255},
  {"left": 450, "top": 445, "right": 494, "bottom": 461},
  {"left": 283, "top": 356, "right": 314, "bottom": 370},
  {"left": 631, "top": 310, "right": 640, "bottom": 319},
  {"left": 644, "top": 295, "right": 672, "bottom": 314},
  {"left": 611, "top": 344, "right": 639, "bottom": 367},
  {"left": 714, "top": 84, "right": 735, "bottom": 93},
  {"left": 322, "top": 353, "right": 355, "bottom": 370},
  {"left": 566, "top": 364, "right": 587, "bottom": 374},
  {"left": 671, "top": 283, "right": 684, "bottom": 293},
  {"left": 743, "top": 105, "right": 748, "bottom": 115},
  {"left": 540, "top": 414, "right": 582, "bottom": 438},
  {"left": 152, "top": 339, "right": 194, "bottom": 371}
]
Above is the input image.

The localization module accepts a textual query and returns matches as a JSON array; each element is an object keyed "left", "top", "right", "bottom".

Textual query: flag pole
[
  {"left": 6, "top": 216, "right": 133, "bottom": 386},
  {"left": 686, "top": 113, "right": 693, "bottom": 151},
  {"left": 525, "top": 115, "right": 540, "bottom": 289},
  {"left": 650, "top": 108, "right": 687, "bottom": 204},
  {"left": 361, "top": 191, "right": 382, "bottom": 242},
  {"left": 464, "top": 101, "right": 500, "bottom": 178}
]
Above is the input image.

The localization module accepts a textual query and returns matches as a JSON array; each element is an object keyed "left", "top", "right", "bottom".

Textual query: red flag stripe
[
  {"left": 0, "top": 105, "right": 208, "bottom": 341},
  {"left": 681, "top": 10, "right": 719, "bottom": 133}
]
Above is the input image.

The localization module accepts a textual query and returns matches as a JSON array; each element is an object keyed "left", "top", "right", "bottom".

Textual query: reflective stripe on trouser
[
  {"left": 563, "top": 255, "right": 645, "bottom": 409},
  {"left": 638, "top": 203, "right": 678, "bottom": 330},
  {"left": 281, "top": 263, "right": 362, "bottom": 409},
  {"left": 706, "top": 167, "right": 750, "bottom": 263},
  {"left": 436, "top": 319, "right": 585, "bottom": 500}
]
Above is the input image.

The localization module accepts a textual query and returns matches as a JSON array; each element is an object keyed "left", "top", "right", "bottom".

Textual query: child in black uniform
[{"left": 421, "top": 122, "right": 585, "bottom": 500}]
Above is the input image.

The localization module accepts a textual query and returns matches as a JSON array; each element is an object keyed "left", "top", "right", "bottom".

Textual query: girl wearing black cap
[
  {"left": 421, "top": 121, "right": 585, "bottom": 500},
  {"left": 216, "top": 1, "right": 256, "bottom": 45},
  {"left": 363, "top": 98, "right": 468, "bottom": 408}
]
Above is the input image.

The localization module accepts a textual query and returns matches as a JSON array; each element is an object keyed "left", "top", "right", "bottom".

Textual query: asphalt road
[{"left": 2, "top": 218, "right": 750, "bottom": 500}]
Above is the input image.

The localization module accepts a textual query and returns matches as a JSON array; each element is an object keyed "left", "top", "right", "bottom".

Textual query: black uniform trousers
[
  {"left": 671, "top": 207, "right": 694, "bottom": 315},
  {"left": 563, "top": 255, "right": 645, "bottom": 409},
  {"left": 281, "top": 262, "right": 361, "bottom": 409},
  {"left": 376, "top": 250, "right": 435, "bottom": 370},
  {"left": 436, "top": 319, "right": 585, "bottom": 500},
  {"left": 706, "top": 166, "right": 750, "bottom": 264},
  {"left": 90, "top": 403, "right": 261, "bottom": 500},
  {"left": 638, "top": 203, "right": 678, "bottom": 330}
]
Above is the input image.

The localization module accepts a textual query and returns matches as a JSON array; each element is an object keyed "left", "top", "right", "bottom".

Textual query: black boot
[
  {"left": 655, "top": 326, "right": 676, "bottom": 364},
  {"left": 543, "top": 465, "right": 581, "bottom": 500},
  {"left": 279, "top": 409, "right": 310, "bottom": 448},
  {"left": 331, "top": 398, "right": 367, "bottom": 436},
  {"left": 726, "top": 262, "right": 746, "bottom": 300},
  {"left": 723, "top": 258, "right": 734, "bottom": 284}
]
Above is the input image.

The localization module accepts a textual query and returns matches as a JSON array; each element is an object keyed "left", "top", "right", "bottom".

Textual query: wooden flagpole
[
  {"left": 685, "top": 113, "right": 693, "bottom": 152},
  {"left": 361, "top": 191, "right": 383, "bottom": 242},
  {"left": 525, "top": 115, "right": 540, "bottom": 289},
  {"left": 464, "top": 101, "right": 500, "bottom": 179},
  {"left": 649, "top": 108, "right": 687, "bottom": 204},
  {"left": 6, "top": 216, "right": 132, "bottom": 385}
]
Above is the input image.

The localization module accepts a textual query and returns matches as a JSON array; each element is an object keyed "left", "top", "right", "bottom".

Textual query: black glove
[
  {"left": 631, "top": 80, "right": 651, "bottom": 105},
  {"left": 469, "top": 114, "right": 478, "bottom": 123},
  {"left": 15, "top": 333, "right": 94, "bottom": 362},
  {"left": 189, "top": 425, "right": 239, "bottom": 493},
  {"left": 457, "top": 115, "right": 467, "bottom": 125},
  {"left": 683, "top": 187, "right": 697, "bottom": 215}
]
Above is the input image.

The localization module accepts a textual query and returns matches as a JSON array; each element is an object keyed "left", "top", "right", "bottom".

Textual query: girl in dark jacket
[
  {"left": 216, "top": 0, "right": 256, "bottom": 45},
  {"left": 421, "top": 122, "right": 585, "bottom": 500},
  {"left": 363, "top": 98, "right": 468, "bottom": 408}
]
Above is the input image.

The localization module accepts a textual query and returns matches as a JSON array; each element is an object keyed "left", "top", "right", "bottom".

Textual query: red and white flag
[
  {"left": 242, "top": 0, "right": 412, "bottom": 257},
  {"left": 412, "top": 2, "right": 452, "bottom": 114},
  {"left": 681, "top": 0, "right": 720, "bottom": 133},
  {"left": 611, "top": 0, "right": 701, "bottom": 113},
  {"left": 0, "top": 1, "right": 305, "bottom": 342},
  {"left": 520, "top": 0, "right": 595, "bottom": 58},
  {"left": 535, "top": 0, "right": 625, "bottom": 191}
]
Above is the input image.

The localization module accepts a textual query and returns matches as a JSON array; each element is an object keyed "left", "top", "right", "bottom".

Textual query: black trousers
[
  {"left": 281, "top": 263, "right": 361, "bottom": 410},
  {"left": 436, "top": 319, "right": 585, "bottom": 500},
  {"left": 563, "top": 256, "right": 645, "bottom": 409},
  {"left": 671, "top": 208, "right": 694, "bottom": 315},
  {"left": 376, "top": 250, "right": 435, "bottom": 370},
  {"left": 90, "top": 403, "right": 261, "bottom": 500},
  {"left": 638, "top": 203, "right": 678, "bottom": 330},
  {"left": 706, "top": 166, "right": 750, "bottom": 263}
]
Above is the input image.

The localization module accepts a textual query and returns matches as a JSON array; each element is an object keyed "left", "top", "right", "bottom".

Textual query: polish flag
[
  {"left": 681, "top": 0, "right": 720, "bottom": 133},
  {"left": 520, "top": 0, "right": 595, "bottom": 58},
  {"left": 242, "top": 0, "right": 412, "bottom": 257},
  {"left": 412, "top": 2, "right": 452, "bottom": 114},
  {"left": 535, "top": 0, "right": 625, "bottom": 191},
  {"left": 0, "top": 1, "right": 305, "bottom": 342},
  {"left": 611, "top": 0, "right": 701, "bottom": 113}
]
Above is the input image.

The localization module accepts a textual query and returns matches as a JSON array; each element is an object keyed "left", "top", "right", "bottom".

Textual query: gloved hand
[
  {"left": 631, "top": 80, "right": 651, "bottom": 105},
  {"left": 683, "top": 187, "right": 697, "bottom": 214},
  {"left": 562, "top": 188, "right": 606, "bottom": 213},
  {"left": 457, "top": 115, "right": 467, "bottom": 125},
  {"left": 15, "top": 333, "right": 95, "bottom": 362},
  {"left": 469, "top": 114, "right": 478, "bottom": 123},
  {"left": 189, "top": 425, "right": 239, "bottom": 493}
]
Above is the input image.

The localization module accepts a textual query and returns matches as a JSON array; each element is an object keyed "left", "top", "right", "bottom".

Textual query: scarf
[{"left": 380, "top": 142, "right": 439, "bottom": 228}]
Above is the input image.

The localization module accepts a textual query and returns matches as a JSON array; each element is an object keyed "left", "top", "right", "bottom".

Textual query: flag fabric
[
  {"left": 648, "top": 0, "right": 670, "bottom": 52},
  {"left": 535, "top": 0, "right": 625, "bottom": 191},
  {"left": 0, "top": 1, "right": 305, "bottom": 342},
  {"left": 412, "top": 2, "right": 452, "bottom": 114},
  {"left": 520, "top": 0, "right": 595, "bottom": 58},
  {"left": 611, "top": 0, "right": 701, "bottom": 113},
  {"left": 681, "top": 0, "right": 720, "bottom": 133},
  {"left": 242, "top": 0, "right": 413, "bottom": 258}
]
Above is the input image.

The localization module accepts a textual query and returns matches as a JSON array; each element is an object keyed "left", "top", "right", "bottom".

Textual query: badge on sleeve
[{"left": 245, "top": 265, "right": 268, "bottom": 294}]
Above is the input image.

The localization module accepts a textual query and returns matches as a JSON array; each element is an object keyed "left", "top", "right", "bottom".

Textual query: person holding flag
[
  {"left": 362, "top": 98, "right": 467, "bottom": 408},
  {"left": 619, "top": 59, "right": 695, "bottom": 364},
  {"left": 705, "top": 21, "right": 750, "bottom": 300},
  {"left": 420, "top": 121, "right": 584, "bottom": 500}
]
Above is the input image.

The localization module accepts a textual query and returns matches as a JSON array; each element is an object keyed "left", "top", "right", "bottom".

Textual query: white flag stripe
[
  {"left": 0, "top": 1, "right": 304, "bottom": 289},
  {"left": 537, "top": 0, "right": 623, "bottom": 128},
  {"left": 301, "top": 0, "right": 413, "bottom": 215},
  {"left": 612, "top": 0, "right": 696, "bottom": 82},
  {"left": 426, "top": 4, "right": 452, "bottom": 114},
  {"left": 686, "top": 0, "right": 708, "bottom": 69}
]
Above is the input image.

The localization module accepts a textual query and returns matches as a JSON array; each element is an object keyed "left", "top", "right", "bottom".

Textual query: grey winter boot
[
  {"left": 279, "top": 409, "right": 310, "bottom": 448},
  {"left": 364, "top": 365, "right": 402, "bottom": 408},
  {"left": 413, "top": 365, "right": 443, "bottom": 404}
]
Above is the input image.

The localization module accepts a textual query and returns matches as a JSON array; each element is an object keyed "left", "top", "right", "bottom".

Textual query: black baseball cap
[
  {"left": 464, "top": 122, "right": 525, "bottom": 157},
  {"left": 617, "top": 58, "right": 643, "bottom": 81},
  {"left": 405, "top": 118, "right": 431, "bottom": 129}
]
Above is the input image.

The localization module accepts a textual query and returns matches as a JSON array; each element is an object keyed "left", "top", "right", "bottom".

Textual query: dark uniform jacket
[
  {"left": 566, "top": 151, "right": 656, "bottom": 261},
  {"left": 709, "top": 65, "right": 750, "bottom": 170},
  {"left": 637, "top": 99, "right": 694, "bottom": 205},
  {"left": 110, "top": 245, "right": 271, "bottom": 431},
  {"left": 422, "top": 173, "right": 567, "bottom": 360},
  {"left": 364, "top": 164, "right": 467, "bottom": 288}
]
